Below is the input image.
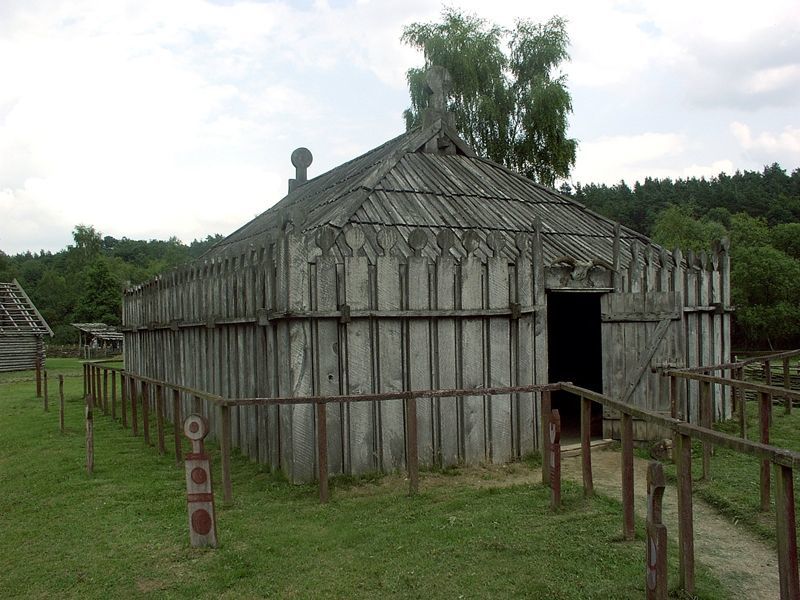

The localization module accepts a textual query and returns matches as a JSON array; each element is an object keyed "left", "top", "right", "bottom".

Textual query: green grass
[
  {"left": 672, "top": 399, "right": 800, "bottom": 544},
  {"left": 0, "top": 359, "right": 727, "bottom": 599}
]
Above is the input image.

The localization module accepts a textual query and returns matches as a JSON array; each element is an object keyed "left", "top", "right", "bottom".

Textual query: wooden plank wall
[{"left": 122, "top": 225, "right": 730, "bottom": 482}]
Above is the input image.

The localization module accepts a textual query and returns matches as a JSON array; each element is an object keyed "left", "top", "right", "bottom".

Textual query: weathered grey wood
[
  {"left": 435, "top": 232, "right": 459, "bottom": 466},
  {"left": 376, "top": 230, "right": 405, "bottom": 470},
  {"left": 775, "top": 463, "right": 799, "bottom": 599},
  {"left": 515, "top": 233, "right": 535, "bottom": 457},
  {"left": 685, "top": 252, "right": 699, "bottom": 423},
  {"left": 460, "top": 233, "right": 485, "bottom": 463},
  {"left": 487, "top": 233, "right": 512, "bottom": 463},
  {"left": 532, "top": 220, "right": 548, "bottom": 448},
  {"left": 344, "top": 227, "right": 375, "bottom": 474},
  {"left": 408, "top": 230, "right": 434, "bottom": 466}
]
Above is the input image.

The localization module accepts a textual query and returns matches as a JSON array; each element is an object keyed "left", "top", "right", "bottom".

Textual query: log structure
[
  {"left": 0, "top": 279, "right": 52, "bottom": 372},
  {"left": 121, "top": 69, "right": 731, "bottom": 482}
]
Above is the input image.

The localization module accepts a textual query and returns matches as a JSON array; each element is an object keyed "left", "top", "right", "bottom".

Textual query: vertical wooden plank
[
  {"left": 532, "top": 219, "right": 547, "bottom": 447},
  {"left": 685, "top": 251, "right": 699, "bottom": 422},
  {"left": 710, "top": 245, "right": 725, "bottom": 419},
  {"left": 760, "top": 391, "right": 771, "bottom": 511},
  {"left": 344, "top": 226, "right": 374, "bottom": 475},
  {"left": 541, "top": 389, "right": 551, "bottom": 485},
  {"left": 719, "top": 238, "right": 732, "bottom": 417},
  {"left": 550, "top": 409, "right": 561, "bottom": 511},
  {"left": 700, "top": 381, "right": 712, "bottom": 481},
  {"left": 59, "top": 375, "right": 65, "bottom": 434},
  {"left": 407, "top": 228, "right": 433, "bottom": 466},
  {"left": 621, "top": 412, "right": 635, "bottom": 541},
  {"left": 775, "top": 464, "right": 799, "bottom": 599},
  {"left": 677, "top": 433, "right": 695, "bottom": 594},
  {"left": 487, "top": 232, "right": 512, "bottom": 464},
  {"left": 173, "top": 388, "right": 182, "bottom": 465},
  {"left": 673, "top": 248, "right": 688, "bottom": 419},
  {"left": 514, "top": 233, "right": 535, "bottom": 457},
  {"left": 121, "top": 373, "right": 128, "bottom": 428},
  {"left": 461, "top": 231, "right": 485, "bottom": 464},
  {"left": 314, "top": 229, "right": 343, "bottom": 474},
  {"left": 316, "top": 401, "right": 329, "bottom": 503},
  {"left": 406, "top": 396, "right": 419, "bottom": 495},
  {"left": 156, "top": 384, "right": 166, "bottom": 456},
  {"left": 435, "top": 230, "right": 459, "bottom": 467},
  {"left": 581, "top": 396, "right": 593, "bottom": 496},
  {"left": 376, "top": 228, "right": 405, "bottom": 470},
  {"left": 142, "top": 381, "right": 151, "bottom": 446}
]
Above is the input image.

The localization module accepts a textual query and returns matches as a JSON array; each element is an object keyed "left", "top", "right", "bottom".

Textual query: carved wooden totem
[{"left": 184, "top": 414, "right": 218, "bottom": 548}]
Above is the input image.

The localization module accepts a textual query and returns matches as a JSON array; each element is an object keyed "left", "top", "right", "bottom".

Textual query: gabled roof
[
  {"left": 0, "top": 280, "right": 53, "bottom": 336},
  {"left": 72, "top": 323, "right": 124, "bottom": 342},
  {"left": 204, "top": 119, "right": 651, "bottom": 264}
]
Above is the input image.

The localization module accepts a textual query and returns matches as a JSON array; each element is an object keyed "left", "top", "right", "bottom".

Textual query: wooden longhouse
[
  {"left": 122, "top": 79, "right": 731, "bottom": 482},
  {"left": 0, "top": 280, "right": 52, "bottom": 372}
]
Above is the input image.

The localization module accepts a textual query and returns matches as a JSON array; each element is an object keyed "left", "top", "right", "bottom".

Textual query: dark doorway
[{"left": 547, "top": 292, "right": 604, "bottom": 442}]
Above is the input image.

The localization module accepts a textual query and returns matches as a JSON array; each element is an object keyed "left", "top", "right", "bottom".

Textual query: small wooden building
[
  {"left": 123, "top": 84, "right": 731, "bottom": 482},
  {"left": 72, "top": 323, "right": 124, "bottom": 358},
  {"left": 0, "top": 280, "right": 53, "bottom": 372}
]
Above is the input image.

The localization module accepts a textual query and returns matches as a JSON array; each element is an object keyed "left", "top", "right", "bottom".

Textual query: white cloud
[{"left": 731, "top": 122, "right": 800, "bottom": 156}]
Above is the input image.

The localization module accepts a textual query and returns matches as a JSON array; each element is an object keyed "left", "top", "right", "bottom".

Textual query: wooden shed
[
  {"left": 72, "top": 323, "right": 124, "bottom": 358},
  {"left": 0, "top": 280, "right": 53, "bottom": 372},
  {"left": 122, "top": 93, "right": 731, "bottom": 482}
]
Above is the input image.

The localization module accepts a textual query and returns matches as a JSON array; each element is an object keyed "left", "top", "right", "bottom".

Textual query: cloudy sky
[{"left": 2, "top": 0, "right": 799, "bottom": 254}]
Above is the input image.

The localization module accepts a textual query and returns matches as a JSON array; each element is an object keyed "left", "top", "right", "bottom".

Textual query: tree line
[{"left": 0, "top": 226, "right": 222, "bottom": 344}]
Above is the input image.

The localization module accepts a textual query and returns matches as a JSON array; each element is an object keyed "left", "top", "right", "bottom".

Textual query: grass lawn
[
  {"left": 1, "top": 359, "right": 726, "bottom": 599},
  {"left": 668, "top": 397, "right": 800, "bottom": 544}
]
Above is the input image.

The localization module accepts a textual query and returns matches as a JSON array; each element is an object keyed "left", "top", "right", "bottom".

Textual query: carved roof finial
[{"left": 423, "top": 66, "right": 456, "bottom": 130}]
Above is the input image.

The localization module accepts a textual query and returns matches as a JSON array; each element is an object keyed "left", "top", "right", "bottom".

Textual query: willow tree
[{"left": 402, "top": 9, "right": 577, "bottom": 187}]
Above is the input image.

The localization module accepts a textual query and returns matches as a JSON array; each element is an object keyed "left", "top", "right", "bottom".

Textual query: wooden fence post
[
  {"left": 43, "top": 370, "right": 49, "bottom": 412},
  {"left": 581, "top": 396, "right": 593, "bottom": 496},
  {"left": 760, "top": 391, "right": 771, "bottom": 511},
  {"left": 111, "top": 370, "right": 117, "bottom": 420},
  {"left": 102, "top": 369, "right": 108, "bottom": 415},
  {"left": 541, "top": 390, "right": 552, "bottom": 485},
  {"left": 775, "top": 463, "right": 799, "bottom": 599},
  {"left": 156, "top": 385, "right": 166, "bottom": 456},
  {"left": 59, "top": 375, "right": 65, "bottom": 434},
  {"left": 783, "top": 358, "right": 792, "bottom": 415},
  {"left": 677, "top": 433, "right": 695, "bottom": 594},
  {"left": 142, "top": 381, "right": 151, "bottom": 445},
  {"left": 621, "top": 412, "right": 635, "bottom": 541},
  {"left": 316, "top": 401, "right": 329, "bottom": 503},
  {"left": 550, "top": 409, "right": 561, "bottom": 511},
  {"left": 406, "top": 396, "right": 419, "bottom": 495},
  {"left": 35, "top": 355, "right": 42, "bottom": 398},
  {"left": 130, "top": 378, "right": 139, "bottom": 436},
  {"left": 83, "top": 363, "right": 88, "bottom": 397},
  {"left": 121, "top": 374, "right": 128, "bottom": 428},
  {"left": 647, "top": 462, "right": 668, "bottom": 600},
  {"left": 700, "top": 381, "right": 712, "bottom": 480},
  {"left": 86, "top": 395, "right": 94, "bottom": 475},
  {"left": 220, "top": 404, "right": 233, "bottom": 504},
  {"left": 173, "top": 388, "right": 182, "bottom": 465}
]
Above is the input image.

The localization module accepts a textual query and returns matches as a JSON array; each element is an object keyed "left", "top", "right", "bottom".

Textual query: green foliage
[
  {"left": 3, "top": 228, "right": 222, "bottom": 344},
  {"left": 402, "top": 9, "right": 577, "bottom": 186},
  {"left": 771, "top": 222, "right": 800, "bottom": 259},
  {"left": 651, "top": 205, "right": 726, "bottom": 252},
  {"left": 729, "top": 213, "right": 770, "bottom": 249}
]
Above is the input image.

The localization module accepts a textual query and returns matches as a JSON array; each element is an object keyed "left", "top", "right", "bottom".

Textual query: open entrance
[{"left": 547, "top": 291, "right": 604, "bottom": 442}]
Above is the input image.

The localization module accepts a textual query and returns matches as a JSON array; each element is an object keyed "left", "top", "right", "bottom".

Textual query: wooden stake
[
  {"left": 580, "top": 396, "right": 593, "bottom": 496},
  {"left": 646, "top": 462, "right": 668, "bottom": 600},
  {"left": 700, "top": 381, "right": 711, "bottom": 480},
  {"left": 102, "top": 369, "right": 108, "bottom": 415},
  {"left": 775, "top": 463, "right": 799, "bottom": 599},
  {"left": 760, "top": 391, "right": 771, "bottom": 511},
  {"left": 35, "top": 355, "right": 42, "bottom": 398},
  {"left": 130, "top": 378, "right": 139, "bottom": 436},
  {"left": 156, "top": 385, "right": 166, "bottom": 455},
  {"left": 677, "top": 433, "right": 695, "bottom": 594},
  {"left": 220, "top": 405, "right": 233, "bottom": 504},
  {"left": 142, "top": 381, "right": 151, "bottom": 445},
  {"left": 765, "top": 360, "right": 773, "bottom": 426},
  {"left": 121, "top": 374, "right": 128, "bottom": 428},
  {"left": 86, "top": 395, "right": 94, "bottom": 476},
  {"left": 406, "top": 396, "right": 419, "bottom": 495},
  {"left": 736, "top": 367, "right": 747, "bottom": 440},
  {"left": 783, "top": 358, "right": 792, "bottom": 415},
  {"left": 111, "top": 370, "right": 117, "bottom": 420},
  {"left": 173, "top": 388, "right": 182, "bottom": 465},
  {"left": 316, "top": 401, "right": 329, "bottom": 503},
  {"left": 59, "top": 375, "right": 65, "bottom": 434},
  {"left": 541, "top": 390, "right": 552, "bottom": 485},
  {"left": 43, "top": 370, "right": 48, "bottom": 412},
  {"left": 550, "top": 409, "right": 561, "bottom": 511},
  {"left": 621, "top": 412, "right": 635, "bottom": 540}
]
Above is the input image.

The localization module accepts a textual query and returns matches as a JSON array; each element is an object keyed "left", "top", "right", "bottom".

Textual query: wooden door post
[{"left": 541, "top": 390, "right": 552, "bottom": 485}]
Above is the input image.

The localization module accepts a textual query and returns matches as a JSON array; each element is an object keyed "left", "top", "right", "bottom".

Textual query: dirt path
[{"left": 562, "top": 449, "right": 779, "bottom": 600}]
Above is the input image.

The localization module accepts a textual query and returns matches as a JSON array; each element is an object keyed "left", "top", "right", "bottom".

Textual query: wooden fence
[{"left": 83, "top": 353, "right": 800, "bottom": 598}]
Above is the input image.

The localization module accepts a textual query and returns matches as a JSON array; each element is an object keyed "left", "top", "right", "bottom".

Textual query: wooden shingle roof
[
  {"left": 0, "top": 280, "right": 53, "bottom": 336},
  {"left": 205, "top": 119, "right": 651, "bottom": 264}
]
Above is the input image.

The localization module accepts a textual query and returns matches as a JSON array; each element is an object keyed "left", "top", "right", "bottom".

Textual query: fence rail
[{"left": 81, "top": 358, "right": 800, "bottom": 598}]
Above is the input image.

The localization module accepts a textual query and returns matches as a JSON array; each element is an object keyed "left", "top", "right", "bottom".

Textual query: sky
[{"left": 2, "top": 0, "right": 799, "bottom": 255}]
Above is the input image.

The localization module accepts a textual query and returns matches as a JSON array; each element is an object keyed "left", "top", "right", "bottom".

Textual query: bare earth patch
[{"left": 562, "top": 449, "right": 779, "bottom": 600}]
